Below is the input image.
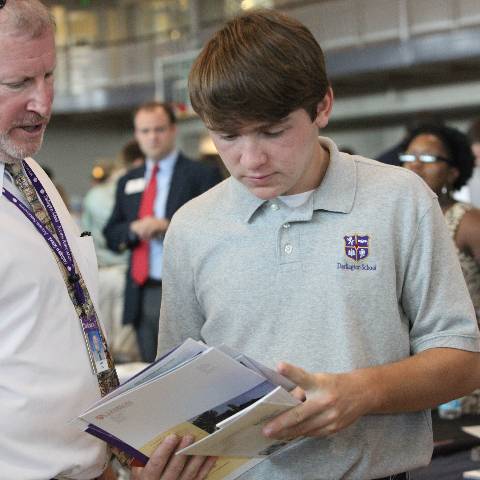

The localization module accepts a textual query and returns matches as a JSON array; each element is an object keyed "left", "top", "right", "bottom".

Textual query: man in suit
[{"left": 104, "top": 101, "right": 222, "bottom": 362}]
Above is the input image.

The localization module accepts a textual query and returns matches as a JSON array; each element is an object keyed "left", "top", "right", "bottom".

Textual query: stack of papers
[{"left": 78, "top": 339, "right": 300, "bottom": 480}]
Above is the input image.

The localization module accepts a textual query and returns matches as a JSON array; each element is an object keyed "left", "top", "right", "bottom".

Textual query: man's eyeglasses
[
  {"left": 0, "top": 0, "right": 6, "bottom": 9},
  {"left": 399, "top": 153, "right": 451, "bottom": 165}
]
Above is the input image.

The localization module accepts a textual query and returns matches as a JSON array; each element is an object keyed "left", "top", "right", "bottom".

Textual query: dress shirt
[
  {"left": 0, "top": 158, "right": 108, "bottom": 479},
  {"left": 145, "top": 150, "right": 178, "bottom": 280}
]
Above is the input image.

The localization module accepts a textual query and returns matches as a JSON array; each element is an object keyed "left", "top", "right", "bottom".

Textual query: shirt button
[
  {"left": 270, "top": 203, "right": 279, "bottom": 211},
  {"left": 284, "top": 244, "right": 293, "bottom": 254},
  {"left": 282, "top": 223, "right": 290, "bottom": 229}
]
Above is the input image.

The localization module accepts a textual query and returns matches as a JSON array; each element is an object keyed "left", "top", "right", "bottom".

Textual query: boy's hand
[{"left": 262, "top": 362, "right": 369, "bottom": 440}]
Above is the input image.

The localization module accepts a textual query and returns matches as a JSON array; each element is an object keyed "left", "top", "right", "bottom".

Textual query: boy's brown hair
[{"left": 189, "top": 9, "right": 329, "bottom": 132}]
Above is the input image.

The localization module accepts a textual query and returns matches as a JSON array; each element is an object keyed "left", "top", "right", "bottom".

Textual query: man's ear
[{"left": 313, "top": 87, "right": 334, "bottom": 129}]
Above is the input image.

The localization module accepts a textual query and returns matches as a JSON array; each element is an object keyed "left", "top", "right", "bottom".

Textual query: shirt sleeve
[{"left": 402, "top": 198, "right": 480, "bottom": 354}]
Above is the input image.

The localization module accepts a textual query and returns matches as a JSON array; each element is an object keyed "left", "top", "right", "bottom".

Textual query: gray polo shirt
[{"left": 158, "top": 137, "right": 479, "bottom": 479}]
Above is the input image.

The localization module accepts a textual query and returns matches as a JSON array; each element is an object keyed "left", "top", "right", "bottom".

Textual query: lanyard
[
  {"left": 2, "top": 161, "right": 110, "bottom": 375},
  {"left": 2, "top": 161, "right": 85, "bottom": 306}
]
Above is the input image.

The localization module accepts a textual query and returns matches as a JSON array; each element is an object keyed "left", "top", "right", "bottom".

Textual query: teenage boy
[{"left": 155, "top": 9, "right": 480, "bottom": 480}]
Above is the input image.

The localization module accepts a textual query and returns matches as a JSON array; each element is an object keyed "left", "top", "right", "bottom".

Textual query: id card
[{"left": 81, "top": 316, "right": 110, "bottom": 374}]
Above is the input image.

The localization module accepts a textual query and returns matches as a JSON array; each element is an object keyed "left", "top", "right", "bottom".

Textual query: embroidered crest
[{"left": 344, "top": 234, "right": 370, "bottom": 262}]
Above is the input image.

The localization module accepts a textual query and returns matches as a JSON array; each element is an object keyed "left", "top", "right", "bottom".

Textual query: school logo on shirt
[
  {"left": 337, "top": 233, "right": 377, "bottom": 271},
  {"left": 344, "top": 234, "right": 369, "bottom": 261}
]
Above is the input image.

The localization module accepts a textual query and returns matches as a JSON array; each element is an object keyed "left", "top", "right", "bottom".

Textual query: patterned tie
[
  {"left": 5, "top": 162, "right": 55, "bottom": 233},
  {"left": 131, "top": 163, "right": 159, "bottom": 285}
]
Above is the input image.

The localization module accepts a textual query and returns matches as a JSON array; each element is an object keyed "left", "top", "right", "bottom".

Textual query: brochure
[{"left": 77, "top": 339, "right": 300, "bottom": 480}]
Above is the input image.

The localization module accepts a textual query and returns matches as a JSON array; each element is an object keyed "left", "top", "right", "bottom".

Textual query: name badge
[
  {"left": 125, "top": 178, "right": 146, "bottom": 195},
  {"left": 82, "top": 316, "right": 110, "bottom": 374}
]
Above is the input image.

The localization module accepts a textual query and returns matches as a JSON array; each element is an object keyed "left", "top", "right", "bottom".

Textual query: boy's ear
[{"left": 314, "top": 87, "right": 334, "bottom": 129}]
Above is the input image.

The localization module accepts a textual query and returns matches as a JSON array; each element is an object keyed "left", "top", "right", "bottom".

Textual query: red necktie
[{"left": 131, "top": 163, "right": 159, "bottom": 285}]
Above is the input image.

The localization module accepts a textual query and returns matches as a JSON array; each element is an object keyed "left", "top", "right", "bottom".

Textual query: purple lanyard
[{"left": 2, "top": 161, "right": 86, "bottom": 307}]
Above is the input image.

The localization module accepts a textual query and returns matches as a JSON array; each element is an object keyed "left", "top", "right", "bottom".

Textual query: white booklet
[
  {"left": 177, "top": 386, "right": 300, "bottom": 457},
  {"left": 77, "top": 339, "right": 299, "bottom": 480}
]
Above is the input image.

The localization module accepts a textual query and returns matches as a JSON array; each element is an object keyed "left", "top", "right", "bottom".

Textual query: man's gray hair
[{"left": 1, "top": 0, "right": 55, "bottom": 38}]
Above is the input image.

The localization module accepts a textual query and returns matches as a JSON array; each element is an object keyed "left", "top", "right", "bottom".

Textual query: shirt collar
[
  {"left": 312, "top": 136, "right": 356, "bottom": 214},
  {"left": 229, "top": 178, "right": 266, "bottom": 223},
  {"left": 0, "top": 160, "right": 21, "bottom": 200},
  {"left": 146, "top": 149, "right": 178, "bottom": 176},
  {"left": 230, "top": 136, "right": 357, "bottom": 223}
]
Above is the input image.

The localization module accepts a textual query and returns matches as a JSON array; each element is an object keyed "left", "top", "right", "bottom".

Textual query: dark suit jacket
[{"left": 104, "top": 152, "right": 223, "bottom": 327}]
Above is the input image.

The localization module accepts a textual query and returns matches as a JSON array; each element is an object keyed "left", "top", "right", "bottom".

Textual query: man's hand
[
  {"left": 131, "top": 434, "right": 217, "bottom": 480},
  {"left": 130, "top": 217, "right": 170, "bottom": 241},
  {"left": 262, "top": 362, "right": 369, "bottom": 440}
]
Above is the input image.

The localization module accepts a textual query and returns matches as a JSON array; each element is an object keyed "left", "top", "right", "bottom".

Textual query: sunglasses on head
[{"left": 399, "top": 153, "right": 451, "bottom": 165}]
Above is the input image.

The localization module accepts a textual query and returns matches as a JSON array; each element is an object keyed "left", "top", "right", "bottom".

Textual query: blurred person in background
[
  {"left": 104, "top": 101, "right": 223, "bottom": 363},
  {"left": 401, "top": 124, "right": 480, "bottom": 416},
  {"left": 467, "top": 119, "right": 480, "bottom": 208},
  {"left": 121, "top": 138, "right": 145, "bottom": 170},
  {"left": 82, "top": 153, "right": 142, "bottom": 363},
  {"left": 400, "top": 123, "right": 480, "bottom": 324}
]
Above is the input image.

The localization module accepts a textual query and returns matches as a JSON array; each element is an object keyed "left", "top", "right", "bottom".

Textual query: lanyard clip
[
  {"left": 68, "top": 273, "right": 80, "bottom": 284},
  {"left": 68, "top": 273, "right": 86, "bottom": 306}
]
